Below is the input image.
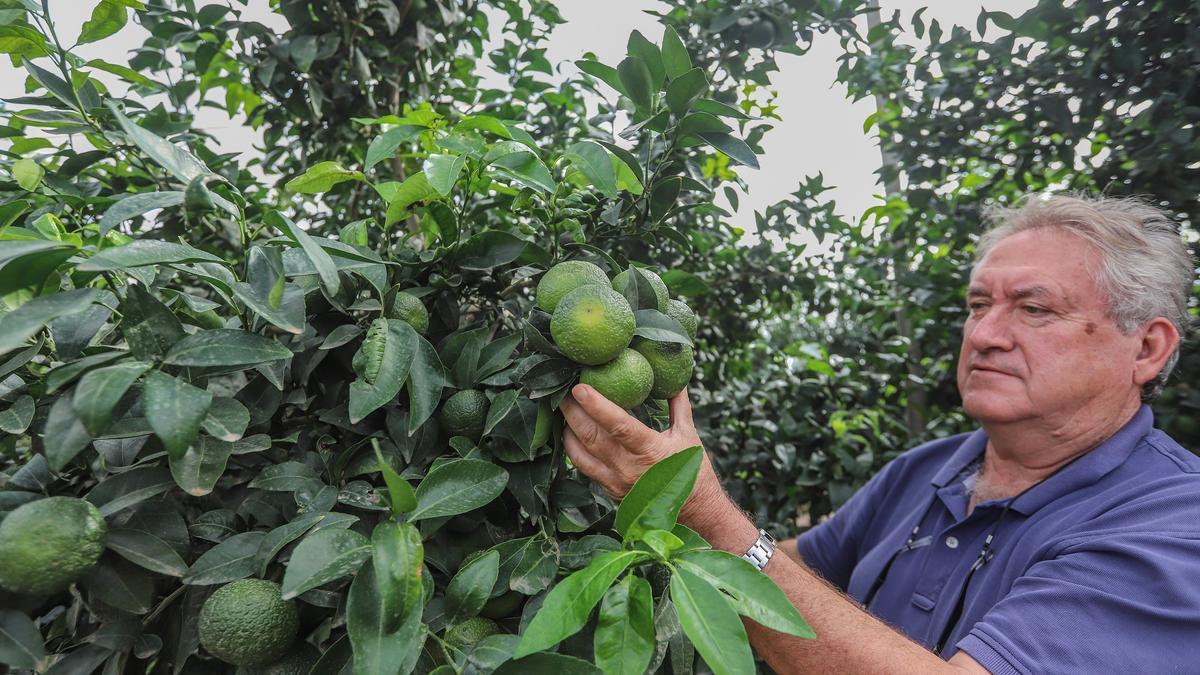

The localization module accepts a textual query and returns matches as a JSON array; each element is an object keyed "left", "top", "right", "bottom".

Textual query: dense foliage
[{"left": 0, "top": 0, "right": 836, "bottom": 672}]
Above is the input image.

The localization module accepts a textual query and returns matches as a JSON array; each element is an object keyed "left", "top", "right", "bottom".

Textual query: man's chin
[{"left": 961, "top": 394, "right": 1032, "bottom": 425}]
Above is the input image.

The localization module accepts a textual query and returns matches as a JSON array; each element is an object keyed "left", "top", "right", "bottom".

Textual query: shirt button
[{"left": 945, "top": 536, "right": 959, "bottom": 549}]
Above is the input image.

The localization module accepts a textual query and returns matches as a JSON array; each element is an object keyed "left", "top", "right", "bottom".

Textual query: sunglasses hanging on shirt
[{"left": 860, "top": 451, "right": 1088, "bottom": 656}]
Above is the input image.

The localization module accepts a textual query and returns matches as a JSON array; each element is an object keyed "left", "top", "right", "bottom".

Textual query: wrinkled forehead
[{"left": 968, "top": 228, "right": 1106, "bottom": 302}]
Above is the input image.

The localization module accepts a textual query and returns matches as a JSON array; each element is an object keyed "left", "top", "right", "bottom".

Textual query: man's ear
[{"left": 1133, "top": 317, "right": 1181, "bottom": 388}]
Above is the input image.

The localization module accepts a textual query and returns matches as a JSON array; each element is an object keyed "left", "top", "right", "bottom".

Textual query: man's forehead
[{"left": 966, "top": 282, "right": 1061, "bottom": 300}]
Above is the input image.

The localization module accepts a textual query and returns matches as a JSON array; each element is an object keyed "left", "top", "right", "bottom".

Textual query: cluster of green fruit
[{"left": 537, "top": 260, "right": 697, "bottom": 409}]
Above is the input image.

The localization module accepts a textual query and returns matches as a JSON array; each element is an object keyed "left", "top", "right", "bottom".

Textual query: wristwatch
[{"left": 742, "top": 528, "right": 778, "bottom": 570}]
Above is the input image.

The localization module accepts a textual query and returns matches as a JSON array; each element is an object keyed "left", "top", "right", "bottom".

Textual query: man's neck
[{"left": 970, "top": 397, "right": 1142, "bottom": 510}]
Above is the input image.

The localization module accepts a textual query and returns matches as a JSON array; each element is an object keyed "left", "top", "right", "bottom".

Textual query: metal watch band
[{"left": 742, "top": 528, "right": 778, "bottom": 570}]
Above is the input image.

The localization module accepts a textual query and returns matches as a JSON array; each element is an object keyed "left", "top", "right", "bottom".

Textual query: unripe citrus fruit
[
  {"left": 0, "top": 496, "right": 106, "bottom": 595},
  {"left": 550, "top": 285, "right": 636, "bottom": 365},
  {"left": 536, "top": 260, "right": 610, "bottom": 312},
  {"left": 198, "top": 579, "right": 298, "bottom": 667},
  {"left": 439, "top": 389, "right": 489, "bottom": 441},
  {"left": 389, "top": 291, "right": 429, "bottom": 334},
  {"left": 580, "top": 348, "right": 654, "bottom": 409},
  {"left": 665, "top": 298, "right": 697, "bottom": 341},
  {"left": 634, "top": 338, "right": 695, "bottom": 399}
]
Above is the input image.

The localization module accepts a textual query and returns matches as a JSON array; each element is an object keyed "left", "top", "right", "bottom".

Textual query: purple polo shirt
[{"left": 796, "top": 405, "right": 1200, "bottom": 673}]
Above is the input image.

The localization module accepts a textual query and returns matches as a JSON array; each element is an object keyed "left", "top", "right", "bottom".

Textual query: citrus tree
[{"left": 0, "top": 1, "right": 819, "bottom": 672}]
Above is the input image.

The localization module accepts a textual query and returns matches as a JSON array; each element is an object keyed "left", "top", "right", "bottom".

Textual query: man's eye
[
  {"left": 968, "top": 302, "right": 987, "bottom": 312},
  {"left": 1023, "top": 305, "right": 1047, "bottom": 315}
]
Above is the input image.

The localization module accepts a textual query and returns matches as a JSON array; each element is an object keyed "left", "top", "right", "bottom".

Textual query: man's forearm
[{"left": 679, "top": 488, "right": 971, "bottom": 675}]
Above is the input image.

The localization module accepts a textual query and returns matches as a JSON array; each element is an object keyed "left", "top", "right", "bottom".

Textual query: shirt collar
[{"left": 929, "top": 405, "right": 1154, "bottom": 515}]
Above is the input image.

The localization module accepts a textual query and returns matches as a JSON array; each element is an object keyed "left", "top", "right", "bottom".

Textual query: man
[{"left": 560, "top": 194, "right": 1200, "bottom": 673}]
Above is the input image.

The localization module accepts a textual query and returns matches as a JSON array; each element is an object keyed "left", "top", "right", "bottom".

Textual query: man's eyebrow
[{"left": 965, "top": 285, "right": 1058, "bottom": 300}]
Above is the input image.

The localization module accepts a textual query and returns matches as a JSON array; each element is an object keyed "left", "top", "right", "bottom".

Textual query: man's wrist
[{"left": 679, "top": 471, "right": 760, "bottom": 555}]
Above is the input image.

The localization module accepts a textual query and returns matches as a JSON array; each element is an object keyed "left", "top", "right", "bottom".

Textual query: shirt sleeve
[
  {"left": 795, "top": 462, "right": 899, "bottom": 590},
  {"left": 955, "top": 531, "right": 1200, "bottom": 674}
]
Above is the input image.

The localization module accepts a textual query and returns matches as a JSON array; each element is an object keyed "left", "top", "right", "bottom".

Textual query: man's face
[{"left": 957, "top": 227, "right": 1144, "bottom": 425}]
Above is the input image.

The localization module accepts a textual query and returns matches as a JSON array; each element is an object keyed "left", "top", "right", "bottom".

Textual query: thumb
[{"left": 668, "top": 387, "right": 696, "bottom": 434}]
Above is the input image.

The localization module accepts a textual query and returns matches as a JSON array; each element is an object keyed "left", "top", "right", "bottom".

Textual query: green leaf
[
  {"left": 661, "top": 26, "right": 692, "bottom": 79},
  {"left": 626, "top": 31, "right": 664, "bottom": 89},
  {"left": 691, "top": 98, "right": 750, "bottom": 120},
  {"left": 483, "top": 389, "right": 519, "bottom": 437},
  {"left": 21, "top": 57, "right": 75, "bottom": 109},
  {"left": 42, "top": 395, "right": 91, "bottom": 471},
  {"left": 231, "top": 281, "right": 306, "bottom": 335},
  {"left": 202, "top": 396, "right": 249, "bottom": 441},
  {"left": 494, "top": 653, "right": 602, "bottom": 675},
  {"left": 409, "top": 458, "right": 508, "bottom": 521},
  {"left": 594, "top": 575, "right": 655, "bottom": 675},
  {"left": 698, "top": 132, "right": 759, "bottom": 168},
  {"left": 0, "top": 288, "right": 99, "bottom": 356},
  {"left": 182, "top": 531, "right": 265, "bottom": 585},
  {"left": 457, "top": 230, "right": 527, "bottom": 270},
  {"left": 0, "top": 610, "right": 45, "bottom": 671},
  {"left": 270, "top": 210, "right": 340, "bottom": 296},
  {"left": 0, "top": 25, "right": 48, "bottom": 59},
  {"left": 678, "top": 112, "right": 731, "bottom": 136},
  {"left": 79, "top": 240, "right": 225, "bottom": 271},
  {"left": 423, "top": 153, "right": 467, "bottom": 196},
  {"left": 364, "top": 125, "right": 424, "bottom": 170},
  {"left": 565, "top": 141, "right": 618, "bottom": 199},
  {"left": 255, "top": 512, "right": 330, "bottom": 576},
  {"left": 376, "top": 172, "right": 435, "bottom": 224},
  {"left": 281, "top": 527, "right": 372, "bottom": 600},
  {"left": 78, "top": 0, "right": 129, "bottom": 44},
  {"left": 347, "top": 565, "right": 425, "bottom": 675},
  {"left": 144, "top": 370, "right": 212, "bottom": 460},
  {"left": 249, "top": 461, "right": 323, "bottom": 492},
  {"left": 106, "top": 101, "right": 213, "bottom": 183},
  {"left": 73, "top": 360, "right": 150, "bottom": 435},
  {"left": 670, "top": 568, "right": 753, "bottom": 675},
  {"left": 633, "top": 309, "right": 692, "bottom": 346},
  {"left": 85, "top": 58, "right": 158, "bottom": 88},
  {"left": 97, "top": 191, "right": 185, "bottom": 236},
  {"left": 374, "top": 442, "right": 417, "bottom": 515},
  {"left": 285, "top": 161, "right": 365, "bottom": 194},
  {"left": 489, "top": 150, "right": 556, "bottom": 194},
  {"left": 614, "top": 446, "right": 702, "bottom": 541},
  {"left": 349, "top": 319, "right": 418, "bottom": 423},
  {"left": 106, "top": 528, "right": 188, "bottom": 577},
  {"left": 445, "top": 550, "right": 499, "bottom": 625},
  {"left": 677, "top": 550, "right": 814, "bottom": 638},
  {"left": 86, "top": 466, "right": 173, "bottom": 517},
  {"left": 650, "top": 176, "right": 682, "bottom": 221},
  {"left": 666, "top": 68, "right": 707, "bottom": 115},
  {"left": 406, "top": 334, "right": 444, "bottom": 433},
  {"left": 120, "top": 284, "right": 185, "bottom": 360},
  {"left": 371, "top": 521, "right": 423, "bottom": 628},
  {"left": 513, "top": 550, "right": 644, "bottom": 658},
  {"left": 661, "top": 269, "right": 708, "bottom": 297},
  {"left": 11, "top": 157, "right": 42, "bottom": 191},
  {"left": 169, "top": 435, "right": 233, "bottom": 496},
  {"left": 0, "top": 395, "right": 33, "bottom": 434},
  {"left": 575, "top": 59, "right": 624, "bottom": 94},
  {"left": 617, "top": 56, "right": 654, "bottom": 110},
  {"left": 164, "top": 329, "right": 292, "bottom": 367}
]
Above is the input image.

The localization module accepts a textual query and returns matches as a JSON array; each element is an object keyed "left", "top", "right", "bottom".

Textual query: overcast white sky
[{"left": 2, "top": 1, "right": 1037, "bottom": 241}]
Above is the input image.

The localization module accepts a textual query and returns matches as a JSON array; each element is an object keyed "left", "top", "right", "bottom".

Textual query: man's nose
[{"left": 965, "top": 307, "right": 1016, "bottom": 352}]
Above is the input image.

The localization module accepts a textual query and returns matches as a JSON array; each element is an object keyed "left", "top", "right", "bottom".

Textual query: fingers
[
  {"left": 560, "top": 396, "right": 604, "bottom": 447},
  {"left": 571, "top": 384, "right": 657, "bottom": 448},
  {"left": 668, "top": 386, "right": 696, "bottom": 434},
  {"left": 563, "top": 428, "right": 608, "bottom": 481}
]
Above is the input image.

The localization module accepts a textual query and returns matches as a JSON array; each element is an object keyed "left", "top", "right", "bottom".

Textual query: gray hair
[{"left": 975, "top": 193, "right": 1194, "bottom": 401}]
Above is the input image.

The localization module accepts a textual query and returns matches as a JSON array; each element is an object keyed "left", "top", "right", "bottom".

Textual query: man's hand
[{"left": 559, "top": 383, "right": 723, "bottom": 516}]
